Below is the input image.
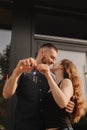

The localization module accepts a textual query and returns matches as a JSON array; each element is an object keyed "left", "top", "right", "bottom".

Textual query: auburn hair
[{"left": 61, "top": 59, "right": 87, "bottom": 123}]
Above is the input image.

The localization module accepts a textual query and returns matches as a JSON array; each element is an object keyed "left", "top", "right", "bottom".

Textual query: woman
[{"left": 36, "top": 59, "right": 86, "bottom": 130}]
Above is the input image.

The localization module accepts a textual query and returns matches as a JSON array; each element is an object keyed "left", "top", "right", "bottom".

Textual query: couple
[{"left": 3, "top": 43, "right": 85, "bottom": 130}]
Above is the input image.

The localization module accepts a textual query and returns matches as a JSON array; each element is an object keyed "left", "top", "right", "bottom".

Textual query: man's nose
[
  {"left": 51, "top": 59, "right": 55, "bottom": 64},
  {"left": 49, "top": 59, "right": 54, "bottom": 65}
]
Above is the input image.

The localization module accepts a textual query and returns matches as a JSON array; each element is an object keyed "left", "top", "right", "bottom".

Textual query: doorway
[{"left": 34, "top": 34, "right": 87, "bottom": 101}]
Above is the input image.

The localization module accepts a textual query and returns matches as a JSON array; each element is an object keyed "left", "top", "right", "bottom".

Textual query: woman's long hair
[{"left": 61, "top": 59, "right": 87, "bottom": 123}]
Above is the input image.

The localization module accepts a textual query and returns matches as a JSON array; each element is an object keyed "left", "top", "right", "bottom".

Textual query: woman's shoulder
[
  {"left": 63, "top": 78, "right": 71, "bottom": 82},
  {"left": 60, "top": 78, "right": 72, "bottom": 87}
]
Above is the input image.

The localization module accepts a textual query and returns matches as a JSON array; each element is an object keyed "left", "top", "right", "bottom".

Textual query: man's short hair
[
  {"left": 40, "top": 43, "right": 58, "bottom": 53},
  {"left": 35, "top": 43, "right": 58, "bottom": 58}
]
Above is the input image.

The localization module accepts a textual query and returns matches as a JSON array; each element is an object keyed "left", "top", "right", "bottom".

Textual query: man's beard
[
  {"left": 41, "top": 56, "right": 52, "bottom": 65},
  {"left": 41, "top": 56, "right": 47, "bottom": 64}
]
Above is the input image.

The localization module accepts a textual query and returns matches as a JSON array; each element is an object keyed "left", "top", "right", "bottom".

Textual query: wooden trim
[{"left": 34, "top": 34, "right": 87, "bottom": 52}]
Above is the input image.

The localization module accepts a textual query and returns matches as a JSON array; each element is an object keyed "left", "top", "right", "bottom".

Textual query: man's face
[{"left": 41, "top": 48, "right": 58, "bottom": 66}]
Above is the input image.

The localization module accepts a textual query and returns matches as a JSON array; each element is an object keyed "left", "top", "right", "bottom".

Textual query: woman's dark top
[{"left": 44, "top": 81, "right": 72, "bottom": 129}]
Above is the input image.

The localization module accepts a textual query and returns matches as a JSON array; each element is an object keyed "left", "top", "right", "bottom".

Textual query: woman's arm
[
  {"left": 36, "top": 64, "right": 73, "bottom": 108},
  {"left": 46, "top": 73, "right": 73, "bottom": 108}
]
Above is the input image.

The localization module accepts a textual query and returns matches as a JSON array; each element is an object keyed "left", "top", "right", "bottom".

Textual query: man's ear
[{"left": 39, "top": 49, "right": 44, "bottom": 56}]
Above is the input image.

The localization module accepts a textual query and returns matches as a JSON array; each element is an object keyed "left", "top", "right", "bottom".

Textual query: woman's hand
[
  {"left": 36, "top": 64, "right": 50, "bottom": 77},
  {"left": 65, "top": 100, "right": 75, "bottom": 113}
]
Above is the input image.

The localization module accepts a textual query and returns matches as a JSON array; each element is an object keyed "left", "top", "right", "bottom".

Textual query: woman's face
[{"left": 50, "top": 60, "right": 63, "bottom": 73}]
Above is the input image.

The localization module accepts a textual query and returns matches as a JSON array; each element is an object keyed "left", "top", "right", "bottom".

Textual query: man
[{"left": 3, "top": 43, "right": 74, "bottom": 130}]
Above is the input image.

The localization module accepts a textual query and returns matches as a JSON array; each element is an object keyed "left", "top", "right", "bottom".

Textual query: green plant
[{"left": 0, "top": 44, "right": 11, "bottom": 129}]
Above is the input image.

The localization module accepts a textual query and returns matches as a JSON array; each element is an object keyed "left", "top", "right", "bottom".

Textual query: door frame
[
  {"left": 34, "top": 34, "right": 87, "bottom": 51},
  {"left": 33, "top": 34, "right": 87, "bottom": 59}
]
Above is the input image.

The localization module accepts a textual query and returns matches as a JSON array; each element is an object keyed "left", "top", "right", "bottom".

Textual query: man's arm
[
  {"left": 2, "top": 68, "right": 21, "bottom": 99},
  {"left": 2, "top": 58, "right": 36, "bottom": 99}
]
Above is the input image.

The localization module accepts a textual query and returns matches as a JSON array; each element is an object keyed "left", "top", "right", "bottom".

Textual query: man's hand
[
  {"left": 15, "top": 58, "right": 37, "bottom": 76},
  {"left": 65, "top": 100, "right": 75, "bottom": 113}
]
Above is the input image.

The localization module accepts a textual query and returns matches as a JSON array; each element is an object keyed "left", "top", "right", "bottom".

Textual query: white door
[{"left": 57, "top": 50, "right": 87, "bottom": 101}]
